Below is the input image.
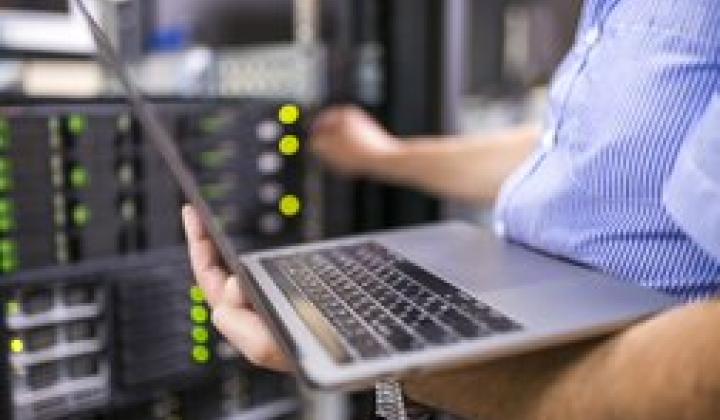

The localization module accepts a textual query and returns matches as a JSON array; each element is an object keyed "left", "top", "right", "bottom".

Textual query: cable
[{"left": 375, "top": 379, "right": 407, "bottom": 420}]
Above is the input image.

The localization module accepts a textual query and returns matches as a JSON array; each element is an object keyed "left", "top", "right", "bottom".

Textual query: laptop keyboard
[{"left": 261, "top": 242, "right": 522, "bottom": 361}]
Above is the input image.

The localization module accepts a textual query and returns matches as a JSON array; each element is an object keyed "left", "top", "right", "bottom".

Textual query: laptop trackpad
[{"left": 377, "top": 223, "right": 545, "bottom": 294}]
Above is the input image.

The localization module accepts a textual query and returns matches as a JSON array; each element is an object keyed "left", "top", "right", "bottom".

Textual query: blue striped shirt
[{"left": 495, "top": 0, "right": 720, "bottom": 300}]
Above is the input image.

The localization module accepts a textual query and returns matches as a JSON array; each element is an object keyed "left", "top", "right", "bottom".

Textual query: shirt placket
[{"left": 494, "top": 6, "right": 612, "bottom": 237}]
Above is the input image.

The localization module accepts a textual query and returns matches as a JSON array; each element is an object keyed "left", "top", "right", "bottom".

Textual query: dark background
[{"left": 0, "top": 0, "right": 68, "bottom": 12}]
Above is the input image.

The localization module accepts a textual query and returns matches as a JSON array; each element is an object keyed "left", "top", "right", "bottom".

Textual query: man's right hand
[
  {"left": 182, "top": 205, "right": 291, "bottom": 372},
  {"left": 310, "top": 105, "right": 402, "bottom": 176}
]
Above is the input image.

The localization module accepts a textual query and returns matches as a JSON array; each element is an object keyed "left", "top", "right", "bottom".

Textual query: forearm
[
  {"left": 404, "top": 299, "right": 720, "bottom": 420},
  {"left": 364, "top": 124, "right": 539, "bottom": 204}
]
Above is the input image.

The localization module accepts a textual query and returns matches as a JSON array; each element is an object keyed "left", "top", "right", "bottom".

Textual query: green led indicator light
[
  {"left": 0, "top": 198, "right": 12, "bottom": 215},
  {"left": 72, "top": 204, "right": 91, "bottom": 227},
  {"left": 6, "top": 300, "right": 20, "bottom": 317},
  {"left": 279, "top": 194, "right": 301, "bottom": 218},
  {"left": 9, "top": 338, "right": 24, "bottom": 353},
  {"left": 200, "top": 183, "right": 231, "bottom": 201},
  {"left": 200, "top": 116, "right": 224, "bottom": 134},
  {"left": 278, "top": 104, "right": 300, "bottom": 125},
  {"left": 192, "top": 326, "right": 210, "bottom": 344},
  {"left": 0, "top": 239, "right": 15, "bottom": 255},
  {"left": 68, "top": 114, "right": 87, "bottom": 137},
  {"left": 0, "top": 217, "right": 15, "bottom": 234},
  {"left": 0, "top": 157, "right": 11, "bottom": 175},
  {"left": 191, "top": 305, "right": 209, "bottom": 324},
  {"left": 0, "top": 199, "right": 13, "bottom": 231},
  {"left": 1, "top": 257, "right": 18, "bottom": 274},
  {"left": 192, "top": 345, "right": 211, "bottom": 364},
  {"left": 0, "top": 119, "right": 9, "bottom": 150},
  {"left": 200, "top": 149, "right": 230, "bottom": 168},
  {"left": 0, "top": 176, "right": 12, "bottom": 193},
  {"left": 279, "top": 135, "right": 300, "bottom": 156},
  {"left": 190, "top": 286, "right": 205, "bottom": 303},
  {"left": 69, "top": 165, "right": 90, "bottom": 189},
  {"left": 0, "top": 239, "right": 17, "bottom": 272}
]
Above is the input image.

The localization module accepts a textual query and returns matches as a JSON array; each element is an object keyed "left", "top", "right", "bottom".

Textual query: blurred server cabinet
[
  {"left": 0, "top": 99, "right": 308, "bottom": 272},
  {"left": 317, "top": 0, "right": 454, "bottom": 235},
  {"left": 2, "top": 249, "right": 298, "bottom": 420},
  {"left": 0, "top": 98, "right": 308, "bottom": 420}
]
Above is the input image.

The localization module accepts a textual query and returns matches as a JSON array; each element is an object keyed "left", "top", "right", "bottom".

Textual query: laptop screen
[{"left": 73, "top": 0, "right": 255, "bottom": 291}]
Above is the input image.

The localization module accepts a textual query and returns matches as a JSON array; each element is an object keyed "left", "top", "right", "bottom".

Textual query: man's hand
[
  {"left": 181, "top": 205, "right": 291, "bottom": 372},
  {"left": 311, "top": 105, "right": 540, "bottom": 203},
  {"left": 311, "top": 105, "right": 402, "bottom": 176}
]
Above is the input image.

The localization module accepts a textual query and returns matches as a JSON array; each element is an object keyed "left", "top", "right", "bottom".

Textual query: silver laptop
[{"left": 76, "top": 0, "right": 679, "bottom": 391}]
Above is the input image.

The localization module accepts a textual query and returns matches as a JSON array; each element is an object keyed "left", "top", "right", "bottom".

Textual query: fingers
[
  {"left": 212, "top": 304, "right": 291, "bottom": 372},
  {"left": 183, "top": 205, "right": 288, "bottom": 373},
  {"left": 310, "top": 106, "right": 365, "bottom": 172},
  {"left": 181, "top": 204, "right": 205, "bottom": 242},
  {"left": 311, "top": 105, "right": 364, "bottom": 136},
  {"left": 222, "top": 275, "right": 249, "bottom": 309},
  {"left": 182, "top": 205, "right": 228, "bottom": 307}
]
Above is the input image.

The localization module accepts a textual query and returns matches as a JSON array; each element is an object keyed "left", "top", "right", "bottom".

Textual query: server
[{"left": 0, "top": 98, "right": 307, "bottom": 420}]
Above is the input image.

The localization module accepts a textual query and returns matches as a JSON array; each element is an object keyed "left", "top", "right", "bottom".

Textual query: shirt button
[
  {"left": 494, "top": 220, "right": 507, "bottom": 237},
  {"left": 585, "top": 27, "right": 601, "bottom": 47},
  {"left": 541, "top": 128, "right": 557, "bottom": 150}
]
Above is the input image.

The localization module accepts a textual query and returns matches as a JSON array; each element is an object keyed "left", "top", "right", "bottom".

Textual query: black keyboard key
[
  {"left": 443, "top": 293, "right": 520, "bottom": 332},
  {"left": 354, "top": 336, "right": 388, "bottom": 357},
  {"left": 314, "top": 300, "right": 386, "bottom": 357},
  {"left": 451, "top": 300, "right": 493, "bottom": 321},
  {"left": 485, "top": 312, "right": 522, "bottom": 332},
  {"left": 372, "top": 320, "right": 421, "bottom": 351},
  {"left": 398, "top": 307, "right": 422, "bottom": 324},
  {"left": 395, "top": 261, "right": 457, "bottom": 297},
  {"left": 415, "top": 317, "right": 455, "bottom": 344},
  {"left": 437, "top": 308, "right": 484, "bottom": 338}
]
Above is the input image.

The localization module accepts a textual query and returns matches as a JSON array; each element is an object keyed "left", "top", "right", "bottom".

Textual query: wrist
[{"left": 363, "top": 136, "right": 406, "bottom": 178}]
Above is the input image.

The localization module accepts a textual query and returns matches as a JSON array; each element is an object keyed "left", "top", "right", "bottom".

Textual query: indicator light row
[
  {"left": 0, "top": 118, "right": 10, "bottom": 150},
  {"left": 9, "top": 320, "right": 99, "bottom": 355},
  {"left": 0, "top": 238, "right": 18, "bottom": 273},
  {"left": 0, "top": 117, "right": 18, "bottom": 273},
  {"left": 275, "top": 106, "right": 302, "bottom": 220},
  {"left": 189, "top": 285, "right": 212, "bottom": 364},
  {"left": 114, "top": 113, "right": 149, "bottom": 255},
  {"left": 256, "top": 105, "right": 303, "bottom": 236},
  {"left": 2, "top": 105, "right": 304, "bottom": 270},
  {"left": 0, "top": 156, "right": 13, "bottom": 193},
  {"left": 49, "top": 115, "right": 92, "bottom": 264}
]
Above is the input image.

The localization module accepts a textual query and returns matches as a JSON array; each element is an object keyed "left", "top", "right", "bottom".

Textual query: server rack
[{"left": 0, "top": 98, "right": 309, "bottom": 420}]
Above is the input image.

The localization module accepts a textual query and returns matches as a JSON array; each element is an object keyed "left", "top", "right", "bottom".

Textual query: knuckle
[
  {"left": 211, "top": 307, "right": 226, "bottom": 327},
  {"left": 311, "top": 135, "right": 327, "bottom": 146},
  {"left": 194, "top": 266, "right": 210, "bottom": 283},
  {"left": 249, "top": 345, "right": 275, "bottom": 367},
  {"left": 338, "top": 109, "right": 355, "bottom": 124}
]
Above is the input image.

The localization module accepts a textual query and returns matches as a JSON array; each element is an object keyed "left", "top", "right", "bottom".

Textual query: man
[{"left": 182, "top": 0, "right": 720, "bottom": 418}]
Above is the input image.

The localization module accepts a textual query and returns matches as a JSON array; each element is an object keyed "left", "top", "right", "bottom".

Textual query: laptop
[{"left": 75, "top": 0, "right": 679, "bottom": 391}]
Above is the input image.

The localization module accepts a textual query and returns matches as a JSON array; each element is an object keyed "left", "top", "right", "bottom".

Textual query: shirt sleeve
[{"left": 663, "top": 94, "right": 720, "bottom": 262}]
